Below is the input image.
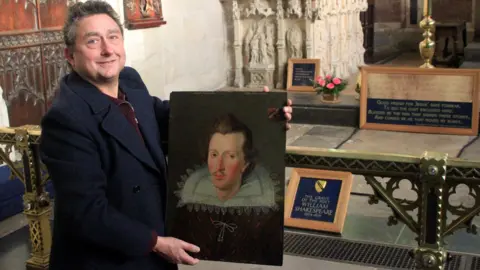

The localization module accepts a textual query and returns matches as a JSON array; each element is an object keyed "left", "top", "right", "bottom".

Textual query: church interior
[{"left": 2, "top": 0, "right": 480, "bottom": 269}]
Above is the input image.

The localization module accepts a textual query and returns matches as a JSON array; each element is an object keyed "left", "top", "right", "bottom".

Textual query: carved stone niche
[{"left": 221, "top": 0, "right": 369, "bottom": 89}]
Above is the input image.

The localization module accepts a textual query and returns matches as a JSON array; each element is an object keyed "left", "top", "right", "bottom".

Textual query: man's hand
[
  {"left": 153, "top": 236, "right": 200, "bottom": 265},
  {"left": 263, "top": 86, "right": 293, "bottom": 130}
]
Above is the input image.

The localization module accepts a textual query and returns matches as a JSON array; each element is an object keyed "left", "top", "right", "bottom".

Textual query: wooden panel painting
[
  {"left": 166, "top": 91, "right": 287, "bottom": 266},
  {"left": 123, "top": 0, "right": 166, "bottom": 30}
]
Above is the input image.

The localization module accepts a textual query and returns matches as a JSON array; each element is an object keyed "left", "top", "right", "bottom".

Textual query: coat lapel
[
  {"left": 120, "top": 84, "right": 167, "bottom": 174},
  {"left": 101, "top": 105, "right": 161, "bottom": 175},
  {"left": 64, "top": 70, "right": 161, "bottom": 175}
]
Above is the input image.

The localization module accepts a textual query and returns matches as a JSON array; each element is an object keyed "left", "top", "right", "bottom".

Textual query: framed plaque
[
  {"left": 284, "top": 168, "right": 353, "bottom": 234},
  {"left": 286, "top": 58, "right": 321, "bottom": 92},
  {"left": 359, "top": 66, "right": 480, "bottom": 135}
]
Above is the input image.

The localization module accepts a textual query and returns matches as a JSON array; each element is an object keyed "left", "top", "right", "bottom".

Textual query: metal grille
[
  {"left": 284, "top": 231, "right": 464, "bottom": 269},
  {"left": 471, "top": 257, "right": 480, "bottom": 270}
]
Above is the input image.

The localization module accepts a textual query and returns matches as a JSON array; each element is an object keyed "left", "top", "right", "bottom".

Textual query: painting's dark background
[{"left": 165, "top": 91, "right": 286, "bottom": 264}]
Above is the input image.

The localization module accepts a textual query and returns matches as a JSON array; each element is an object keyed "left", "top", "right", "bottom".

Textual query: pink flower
[
  {"left": 315, "top": 76, "right": 323, "bottom": 84},
  {"left": 326, "top": 83, "right": 335, "bottom": 89},
  {"left": 318, "top": 79, "right": 326, "bottom": 87},
  {"left": 325, "top": 75, "right": 332, "bottom": 80},
  {"left": 332, "top": 78, "right": 342, "bottom": 85}
]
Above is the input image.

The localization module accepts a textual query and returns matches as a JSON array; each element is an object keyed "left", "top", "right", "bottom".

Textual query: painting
[
  {"left": 166, "top": 91, "right": 287, "bottom": 266},
  {"left": 123, "top": 0, "right": 166, "bottom": 30}
]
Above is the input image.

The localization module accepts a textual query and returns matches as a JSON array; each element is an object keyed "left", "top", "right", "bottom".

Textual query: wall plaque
[
  {"left": 123, "top": 0, "right": 166, "bottom": 30},
  {"left": 286, "top": 58, "right": 320, "bottom": 92},
  {"left": 359, "top": 66, "right": 480, "bottom": 135},
  {"left": 284, "top": 168, "right": 353, "bottom": 234}
]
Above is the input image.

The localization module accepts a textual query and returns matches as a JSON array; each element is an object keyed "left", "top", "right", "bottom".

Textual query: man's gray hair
[{"left": 63, "top": 0, "right": 124, "bottom": 51}]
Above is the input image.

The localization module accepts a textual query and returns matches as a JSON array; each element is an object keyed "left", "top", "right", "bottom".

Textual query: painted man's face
[{"left": 207, "top": 132, "right": 249, "bottom": 192}]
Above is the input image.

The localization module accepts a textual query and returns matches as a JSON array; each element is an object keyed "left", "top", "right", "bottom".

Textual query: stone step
[{"left": 464, "top": 42, "right": 480, "bottom": 62}]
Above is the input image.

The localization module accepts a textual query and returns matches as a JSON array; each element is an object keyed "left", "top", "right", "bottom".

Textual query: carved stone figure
[
  {"left": 250, "top": 36, "right": 260, "bottom": 64},
  {"left": 286, "top": 0, "right": 302, "bottom": 18},
  {"left": 245, "top": 0, "right": 274, "bottom": 17},
  {"left": 259, "top": 35, "right": 268, "bottom": 64},
  {"left": 244, "top": 20, "right": 274, "bottom": 66},
  {"left": 286, "top": 25, "right": 303, "bottom": 58}
]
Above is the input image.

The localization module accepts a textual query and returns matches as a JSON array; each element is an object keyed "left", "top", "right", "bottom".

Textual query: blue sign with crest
[{"left": 290, "top": 177, "right": 343, "bottom": 223}]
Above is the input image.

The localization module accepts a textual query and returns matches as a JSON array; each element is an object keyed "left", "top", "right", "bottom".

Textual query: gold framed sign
[
  {"left": 284, "top": 168, "right": 353, "bottom": 234},
  {"left": 359, "top": 66, "right": 480, "bottom": 135}
]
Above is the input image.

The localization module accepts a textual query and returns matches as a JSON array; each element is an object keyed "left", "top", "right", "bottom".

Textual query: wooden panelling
[
  {"left": 0, "top": 0, "right": 68, "bottom": 126},
  {"left": 39, "top": 0, "right": 69, "bottom": 29},
  {"left": 0, "top": 0, "right": 37, "bottom": 32}
]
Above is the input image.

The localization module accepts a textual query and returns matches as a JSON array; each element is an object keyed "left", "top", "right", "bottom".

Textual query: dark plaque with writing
[
  {"left": 290, "top": 177, "right": 342, "bottom": 223},
  {"left": 366, "top": 98, "right": 473, "bottom": 129},
  {"left": 286, "top": 58, "right": 320, "bottom": 91},
  {"left": 291, "top": 63, "right": 316, "bottom": 87}
]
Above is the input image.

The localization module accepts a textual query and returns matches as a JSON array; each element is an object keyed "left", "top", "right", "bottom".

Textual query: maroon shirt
[{"left": 107, "top": 90, "right": 158, "bottom": 253}]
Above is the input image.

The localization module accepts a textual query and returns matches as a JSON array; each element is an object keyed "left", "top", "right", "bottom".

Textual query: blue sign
[
  {"left": 291, "top": 63, "right": 316, "bottom": 87},
  {"left": 366, "top": 98, "right": 473, "bottom": 129},
  {"left": 290, "top": 177, "right": 342, "bottom": 223}
]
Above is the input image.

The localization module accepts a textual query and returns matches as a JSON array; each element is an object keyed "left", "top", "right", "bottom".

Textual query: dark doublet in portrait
[{"left": 166, "top": 91, "right": 286, "bottom": 266}]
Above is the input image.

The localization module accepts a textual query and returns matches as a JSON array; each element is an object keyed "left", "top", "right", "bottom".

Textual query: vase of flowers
[{"left": 312, "top": 74, "right": 348, "bottom": 104}]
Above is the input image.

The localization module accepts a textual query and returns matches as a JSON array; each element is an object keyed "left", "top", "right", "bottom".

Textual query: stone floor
[{"left": 1, "top": 52, "right": 479, "bottom": 270}]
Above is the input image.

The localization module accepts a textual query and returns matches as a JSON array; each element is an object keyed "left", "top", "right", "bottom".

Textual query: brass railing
[
  {"left": 286, "top": 145, "right": 480, "bottom": 270},
  {"left": 2, "top": 126, "right": 480, "bottom": 270},
  {"left": 0, "top": 125, "right": 50, "bottom": 270}
]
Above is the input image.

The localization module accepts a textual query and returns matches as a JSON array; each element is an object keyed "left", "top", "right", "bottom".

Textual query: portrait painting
[{"left": 166, "top": 91, "right": 287, "bottom": 266}]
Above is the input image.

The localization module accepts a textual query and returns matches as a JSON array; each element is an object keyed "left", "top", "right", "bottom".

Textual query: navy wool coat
[{"left": 40, "top": 67, "right": 177, "bottom": 270}]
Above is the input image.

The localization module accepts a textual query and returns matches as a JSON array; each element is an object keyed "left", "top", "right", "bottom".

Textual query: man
[{"left": 39, "top": 1, "right": 292, "bottom": 270}]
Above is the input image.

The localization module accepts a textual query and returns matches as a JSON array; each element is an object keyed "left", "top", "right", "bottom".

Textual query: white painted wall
[{"left": 106, "top": 0, "right": 230, "bottom": 100}]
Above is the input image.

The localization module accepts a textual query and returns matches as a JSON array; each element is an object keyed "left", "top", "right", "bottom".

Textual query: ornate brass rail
[
  {"left": 0, "top": 125, "right": 49, "bottom": 270},
  {"left": 286, "top": 145, "right": 480, "bottom": 270}
]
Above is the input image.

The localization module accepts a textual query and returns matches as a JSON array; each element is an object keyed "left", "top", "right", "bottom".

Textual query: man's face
[
  {"left": 65, "top": 14, "right": 126, "bottom": 84},
  {"left": 207, "top": 132, "right": 249, "bottom": 191}
]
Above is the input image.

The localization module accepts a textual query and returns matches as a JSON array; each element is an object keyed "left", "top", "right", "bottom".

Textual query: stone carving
[
  {"left": 232, "top": 0, "right": 241, "bottom": 19},
  {"left": 244, "top": 20, "right": 275, "bottom": 66},
  {"left": 243, "top": 20, "right": 276, "bottom": 88},
  {"left": 286, "top": 25, "right": 304, "bottom": 59},
  {"left": 244, "top": 0, "right": 275, "bottom": 18},
  {"left": 286, "top": 0, "right": 302, "bottom": 18},
  {"left": 221, "top": 0, "right": 368, "bottom": 88}
]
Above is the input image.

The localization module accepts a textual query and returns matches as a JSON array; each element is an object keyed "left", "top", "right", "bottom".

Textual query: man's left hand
[{"left": 263, "top": 86, "right": 293, "bottom": 130}]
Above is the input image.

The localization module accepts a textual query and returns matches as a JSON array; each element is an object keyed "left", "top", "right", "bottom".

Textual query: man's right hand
[{"left": 153, "top": 236, "right": 200, "bottom": 265}]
